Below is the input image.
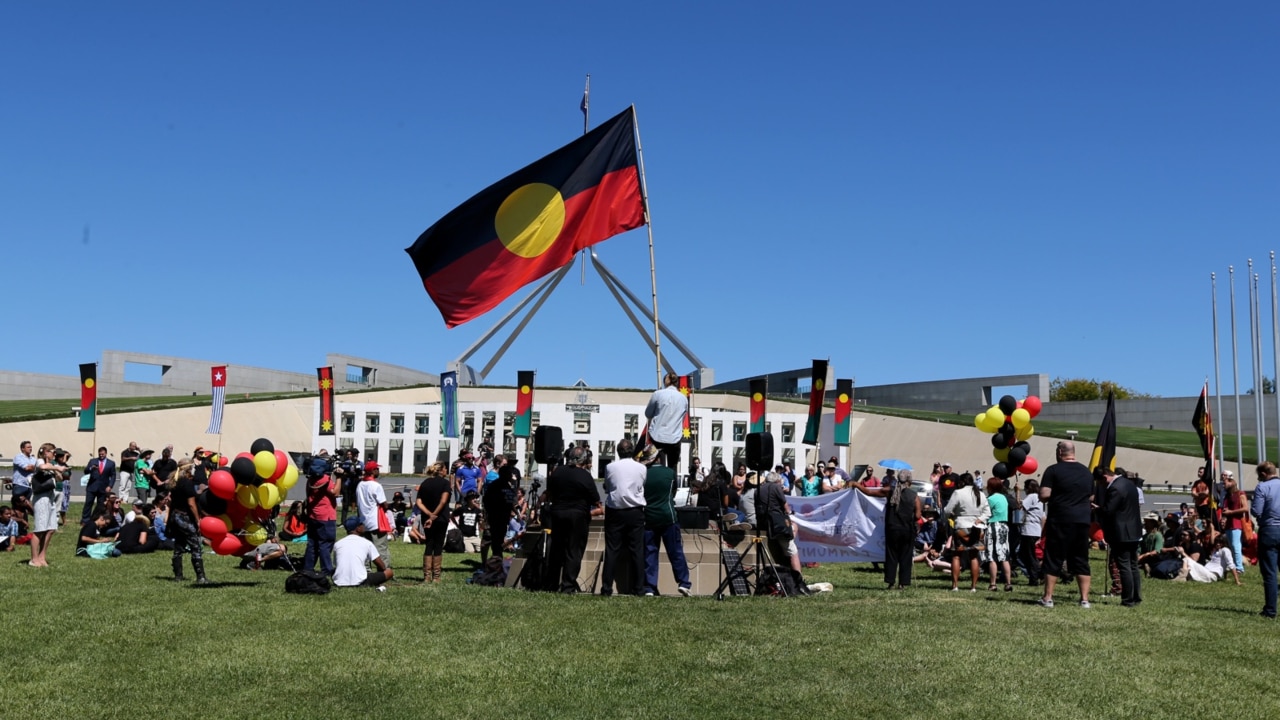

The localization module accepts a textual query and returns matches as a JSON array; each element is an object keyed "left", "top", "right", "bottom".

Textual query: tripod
[{"left": 715, "top": 524, "right": 789, "bottom": 599}]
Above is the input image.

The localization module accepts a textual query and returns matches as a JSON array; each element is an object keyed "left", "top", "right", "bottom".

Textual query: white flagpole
[
  {"left": 631, "top": 106, "right": 663, "bottom": 388},
  {"left": 1272, "top": 252, "right": 1279, "bottom": 458},
  {"left": 1212, "top": 273, "right": 1225, "bottom": 475},
  {"left": 1255, "top": 271, "right": 1267, "bottom": 461},
  {"left": 1230, "top": 267, "right": 1244, "bottom": 479},
  {"left": 1249, "top": 260, "right": 1263, "bottom": 462}
]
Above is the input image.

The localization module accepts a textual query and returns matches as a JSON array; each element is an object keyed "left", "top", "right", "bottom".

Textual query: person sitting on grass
[
  {"left": 76, "top": 510, "right": 119, "bottom": 558},
  {"left": 118, "top": 509, "right": 160, "bottom": 555},
  {"left": 1174, "top": 532, "right": 1241, "bottom": 585},
  {"left": 0, "top": 506, "right": 19, "bottom": 552},
  {"left": 333, "top": 516, "right": 393, "bottom": 590},
  {"left": 241, "top": 535, "right": 288, "bottom": 570},
  {"left": 279, "top": 501, "right": 308, "bottom": 543},
  {"left": 1136, "top": 512, "right": 1165, "bottom": 575}
]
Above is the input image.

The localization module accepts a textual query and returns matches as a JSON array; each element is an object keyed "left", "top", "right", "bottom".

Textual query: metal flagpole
[
  {"left": 630, "top": 106, "right": 663, "bottom": 388},
  {"left": 1272, "top": 252, "right": 1279, "bottom": 457},
  {"left": 1249, "top": 260, "right": 1263, "bottom": 461},
  {"left": 579, "top": 74, "right": 590, "bottom": 286},
  {"left": 1212, "top": 273, "right": 1225, "bottom": 475},
  {"left": 1229, "top": 266, "right": 1244, "bottom": 479},
  {"left": 1255, "top": 270, "right": 1267, "bottom": 461}
]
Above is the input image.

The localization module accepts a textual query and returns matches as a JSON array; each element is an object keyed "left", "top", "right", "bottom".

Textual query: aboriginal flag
[
  {"left": 515, "top": 371, "right": 534, "bottom": 438},
  {"left": 833, "top": 379, "right": 853, "bottom": 446},
  {"left": 1088, "top": 391, "right": 1117, "bottom": 472},
  {"left": 749, "top": 379, "right": 766, "bottom": 434},
  {"left": 406, "top": 107, "right": 646, "bottom": 328},
  {"left": 78, "top": 363, "right": 96, "bottom": 432},
  {"left": 1192, "top": 382, "right": 1214, "bottom": 483},
  {"left": 318, "top": 367, "right": 335, "bottom": 436},
  {"left": 802, "top": 360, "right": 828, "bottom": 446},
  {"left": 679, "top": 375, "right": 692, "bottom": 442}
]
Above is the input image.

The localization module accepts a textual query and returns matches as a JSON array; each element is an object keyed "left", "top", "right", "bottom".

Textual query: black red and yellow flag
[
  {"left": 515, "top": 371, "right": 534, "bottom": 438},
  {"left": 833, "top": 379, "right": 853, "bottom": 446},
  {"left": 802, "top": 360, "right": 828, "bottom": 446},
  {"left": 78, "top": 363, "right": 96, "bottom": 432},
  {"left": 1192, "top": 381, "right": 1214, "bottom": 482},
  {"left": 678, "top": 375, "right": 692, "bottom": 442},
  {"left": 1088, "top": 391, "right": 1117, "bottom": 472},
  {"left": 749, "top": 379, "right": 766, "bottom": 434},
  {"left": 406, "top": 107, "right": 646, "bottom": 328},
  {"left": 317, "top": 367, "right": 335, "bottom": 436}
]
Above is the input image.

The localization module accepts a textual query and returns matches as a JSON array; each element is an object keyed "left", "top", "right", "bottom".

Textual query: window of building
[
  {"left": 732, "top": 422, "right": 746, "bottom": 442},
  {"left": 364, "top": 438, "right": 379, "bottom": 462},
  {"left": 712, "top": 446, "right": 724, "bottom": 465},
  {"left": 782, "top": 448, "right": 796, "bottom": 467},
  {"left": 390, "top": 414, "right": 404, "bottom": 434},
  {"left": 365, "top": 412, "right": 380, "bottom": 434},
  {"left": 415, "top": 414, "right": 430, "bottom": 435},
  {"left": 624, "top": 413, "right": 639, "bottom": 440},
  {"left": 340, "top": 412, "right": 355, "bottom": 434},
  {"left": 711, "top": 421, "right": 723, "bottom": 442},
  {"left": 462, "top": 412, "right": 475, "bottom": 448},
  {"left": 574, "top": 412, "right": 591, "bottom": 435},
  {"left": 781, "top": 422, "right": 795, "bottom": 443},
  {"left": 732, "top": 446, "right": 746, "bottom": 468}
]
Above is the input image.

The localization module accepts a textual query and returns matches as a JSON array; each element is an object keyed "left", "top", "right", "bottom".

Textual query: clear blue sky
[{"left": 3, "top": 2, "right": 1277, "bottom": 397}]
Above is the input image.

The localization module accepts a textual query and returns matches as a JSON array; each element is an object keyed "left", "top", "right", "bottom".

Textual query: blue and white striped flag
[{"left": 207, "top": 365, "right": 227, "bottom": 434}]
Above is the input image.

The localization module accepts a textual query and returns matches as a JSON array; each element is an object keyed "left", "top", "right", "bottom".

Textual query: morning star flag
[
  {"left": 1088, "top": 391, "right": 1117, "bottom": 472},
  {"left": 679, "top": 375, "right": 692, "bottom": 442},
  {"left": 78, "top": 363, "right": 96, "bottom": 432},
  {"left": 206, "top": 366, "right": 227, "bottom": 435},
  {"left": 802, "top": 360, "right": 828, "bottom": 446},
  {"left": 514, "top": 371, "right": 534, "bottom": 438},
  {"left": 749, "top": 379, "right": 767, "bottom": 434},
  {"left": 833, "top": 379, "right": 853, "bottom": 446},
  {"left": 441, "top": 371, "right": 459, "bottom": 438},
  {"left": 405, "top": 107, "right": 646, "bottom": 328},
  {"left": 1192, "top": 382, "right": 1215, "bottom": 482},
  {"left": 317, "top": 367, "right": 336, "bottom": 436}
]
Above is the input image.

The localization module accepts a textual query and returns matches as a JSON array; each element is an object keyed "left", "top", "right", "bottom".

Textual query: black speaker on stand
[{"left": 745, "top": 432, "right": 774, "bottom": 472}]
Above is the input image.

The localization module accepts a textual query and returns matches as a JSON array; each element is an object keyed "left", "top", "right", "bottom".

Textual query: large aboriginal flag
[
  {"left": 1088, "top": 391, "right": 1117, "bottom": 472},
  {"left": 317, "top": 367, "right": 336, "bottom": 436},
  {"left": 1192, "top": 381, "right": 1214, "bottom": 483},
  {"left": 833, "top": 379, "right": 853, "bottom": 446},
  {"left": 515, "top": 371, "right": 534, "bottom": 438},
  {"left": 679, "top": 375, "right": 692, "bottom": 442},
  {"left": 78, "top": 363, "right": 96, "bottom": 432},
  {"left": 749, "top": 379, "right": 766, "bottom": 434},
  {"left": 802, "top": 360, "right": 828, "bottom": 446},
  {"left": 406, "top": 107, "right": 647, "bottom": 328}
]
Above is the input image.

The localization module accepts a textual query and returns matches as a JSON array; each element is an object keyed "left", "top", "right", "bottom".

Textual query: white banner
[{"left": 786, "top": 489, "right": 885, "bottom": 563}]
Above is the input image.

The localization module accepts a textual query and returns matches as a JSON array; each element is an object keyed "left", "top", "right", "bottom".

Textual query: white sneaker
[{"left": 677, "top": 586, "right": 692, "bottom": 597}]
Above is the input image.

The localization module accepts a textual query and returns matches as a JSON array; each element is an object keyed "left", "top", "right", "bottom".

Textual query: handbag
[
  {"left": 31, "top": 470, "right": 57, "bottom": 494},
  {"left": 377, "top": 508, "right": 393, "bottom": 535},
  {"left": 84, "top": 541, "right": 118, "bottom": 559}
]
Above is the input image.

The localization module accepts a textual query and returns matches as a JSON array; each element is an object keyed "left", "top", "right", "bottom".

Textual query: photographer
[
  {"left": 332, "top": 449, "right": 359, "bottom": 522},
  {"left": 28, "top": 443, "right": 69, "bottom": 567}
]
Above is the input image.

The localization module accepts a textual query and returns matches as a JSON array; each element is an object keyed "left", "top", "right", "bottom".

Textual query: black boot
[
  {"left": 792, "top": 570, "right": 812, "bottom": 596},
  {"left": 192, "top": 556, "right": 210, "bottom": 584},
  {"left": 172, "top": 556, "right": 185, "bottom": 582}
]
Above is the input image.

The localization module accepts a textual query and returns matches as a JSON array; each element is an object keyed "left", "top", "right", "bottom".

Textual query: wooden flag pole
[{"left": 631, "top": 105, "right": 663, "bottom": 388}]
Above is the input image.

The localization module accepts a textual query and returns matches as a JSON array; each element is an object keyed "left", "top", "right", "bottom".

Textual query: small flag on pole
[
  {"left": 833, "top": 379, "right": 853, "bottom": 446},
  {"left": 206, "top": 366, "right": 227, "bottom": 435},
  {"left": 78, "top": 363, "right": 97, "bottom": 432},
  {"left": 441, "top": 371, "right": 459, "bottom": 438},
  {"left": 1088, "top": 391, "right": 1116, "bottom": 472},
  {"left": 318, "top": 367, "right": 335, "bottom": 436},
  {"left": 514, "top": 371, "right": 534, "bottom": 438},
  {"left": 749, "top": 379, "right": 766, "bottom": 434},
  {"left": 1192, "top": 381, "right": 1215, "bottom": 483},
  {"left": 802, "top": 360, "right": 828, "bottom": 446},
  {"left": 678, "top": 375, "right": 692, "bottom": 442}
]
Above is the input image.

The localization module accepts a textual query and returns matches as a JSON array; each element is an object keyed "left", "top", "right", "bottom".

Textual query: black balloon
[
  {"left": 992, "top": 462, "right": 1010, "bottom": 479},
  {"left": 1015, "top": 441, "right": 1032, "bottom": 454},
  {"left": 199, "top": 488, "right": 228, "bottom": 516},
  {"left": 230, "top": 456, "right": 260, "bottom": 486},
  {"left": 1008, "top": 447, "right": 1028, "bottom": 468},
  {"left": 999, "top": 395, "right": 1018, "bottom": 415},
  {"left": 991, "top": 432, "right": 1008, "bottom": 449},
  {"left": 250, "top": 437, "right": 275, "bottom": 455}
]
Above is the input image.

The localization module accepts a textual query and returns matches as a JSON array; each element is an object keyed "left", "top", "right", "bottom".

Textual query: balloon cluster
[
  {"left": 198, "top": 438, "right": 299, "bottom": 556},
  {"left": 973, "top": 395, "right": 1042, "bottom": 480}
]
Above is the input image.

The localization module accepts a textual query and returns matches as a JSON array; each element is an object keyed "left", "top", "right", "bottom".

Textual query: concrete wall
[
  {"left": 1035, "top": 394, "right": 1280, "bottom": 437},
  {"left": 326, "top": 354, "right": 437, "bottom": 389},
  {"left": 0, "top": 370, "right": 83, "bottom": 400},
  {"left": 852, "top": 374, "right": 1052, "bottom": 413}
]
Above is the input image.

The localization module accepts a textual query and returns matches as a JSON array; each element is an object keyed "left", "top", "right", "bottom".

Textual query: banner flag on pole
[
  {"left": 405, "top": 106, "right": 646, "bottom": 328},
  {"left": 749, "top": 379, "right": 767, "bottom": 434},
  {"left": 206, "top": 366, "right": 227, "bottom": 435},
  {"left": 678, "top": 375, "right": 692, "bottom": 442},
  {"left": 317, "top": 367, "right": 336, "bottom": 436},
  {"left": 1192, "top": 381, "right": 1215, "bottom": 484},
  {"left": 441, "top": 371, "right": 459, "bottom": 438},
  {"left": 802, "top": 360, "right": 828, "bottom": 446},
  {"left": 1088, "top": 391, "right": 1117, "bottom": 472},
  {"left": 833, "top": 379, "right": 853, "bottom": 446},
  {"left": 78, "top": 363, "right": 97, "bottom": 432},
  {"left": 514, "top": 371, "right": 534, "bottom": 438}
]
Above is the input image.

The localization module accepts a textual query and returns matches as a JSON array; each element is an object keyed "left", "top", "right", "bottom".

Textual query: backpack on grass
[{"left": 285, "top": 569, "right": 332, "bottom": 595}]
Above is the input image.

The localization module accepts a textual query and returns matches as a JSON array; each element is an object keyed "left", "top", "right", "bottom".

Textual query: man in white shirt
[
  {"left": 601, "top": 437, "right": 648, "bottom": 596},
  {"left": 644, "top": 372, "right": 688, "bottom": 470},
  {"left": 334, "top": 516, "right": 394, "bottom": 589},
  {"left": 356, "top": 461, "right": 391, "bottom": 567}
]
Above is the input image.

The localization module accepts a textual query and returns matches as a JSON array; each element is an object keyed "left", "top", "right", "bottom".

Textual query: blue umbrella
[{"left": 879, "top": 458, "right": 911, "bottom": 471}]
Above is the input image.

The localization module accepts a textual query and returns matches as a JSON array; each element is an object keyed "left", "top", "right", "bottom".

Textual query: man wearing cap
[
  {"left": 601, "top": 437, "right": 648, "bottom": 596},
  {"left": 1136, "top": 512, "right": 1166, "bottom": 574},
  {"left": 1251, "top": 461, "right": 1280, "bottom": 618},
  {"left": 1098, "top": 465, "right": 1143, "bottom": 607},
  {"left": 642, "top": 443, "right": 692, "bottom": 596},
  {"left": 334, "top": 516, "right": 394, "bottom": 590},
  {"left": 644, "top": 372, "right": 688, "bottom": 470},
  {"left": 356, "top": 460, "right": 391, "bottom": 567}
]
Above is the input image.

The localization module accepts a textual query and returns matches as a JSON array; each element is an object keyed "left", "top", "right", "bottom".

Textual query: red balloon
[
  {"left": 226, "top": 501, "right": 248, "bottom": 525},
  {"left": 199, "top": 516, "right": 229, "bottom": 542},
  {"left": 218, "top": 455, "right": 229, "bottom": 467},
  {"left": 1018, "top": 456, "right": 1039, "bottom": 475},
  {"left": 268, "top": 450, "right": 289, "bottom": 482},
  {"left": 213, "top": 534, "right": 244, "bottom": 556},
  {"left": 235, "top": 451, "right": 254, "bottom": 462},
  {"left": 208, "top": 470, "right": 236, "bottom": 500},
  {"left": 1023, "top": 396, "right": 1043, "bottom": 418},
  {"left": 251, "top": 505, "right": 273, "bottom": 522}
]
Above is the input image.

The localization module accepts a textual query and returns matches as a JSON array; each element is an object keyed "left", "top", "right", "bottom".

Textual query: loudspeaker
[
  {"left": 534, "top": 425, "right": 564, "bottom": 464},
  {"left": 676, "top": 505, "right": 710, "bottom": 530},
  {"left": 745, "top": 432, "right": 773, "bottom": 472}
]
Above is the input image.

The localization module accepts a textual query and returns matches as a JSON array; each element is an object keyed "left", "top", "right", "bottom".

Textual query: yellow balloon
[
  {"left": 1011, "top": 408, "right": 1031, "bottom": 429},
  {"left": 277, "top": 463, "right": 299, "bottom": 491},
  {"left": 253, "top": 450, "right": 277, "bottom": 479},
  {"left": 257, "top": 482, "right": 281, "bottom": 509},
  {"left": 987, "top": 406, "right": 1005, "bottom": 427},
  {"left": 1016, "top": 423, "right": 1035, "bottom": 441},
  {"left": 974, "top": 412, "right": 988, "bottom": 430},
  {"left": 235, "top": 484, "right": 259, "bottom": 509},
  {"left": 993, "top": 447, "right": 1010, "bottom": 462},
  {"left": 243, "top": 521, "right": 267, "bottom": 547}
]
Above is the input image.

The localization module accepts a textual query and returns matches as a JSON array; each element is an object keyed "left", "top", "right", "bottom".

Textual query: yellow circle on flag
[
  {"left": 496, "top": 183, "right": 565, "bottom": 258},
  {"left": 814, "top": 379, "right": 824, "bottom": 391},
  {"left": 521, "top": 386, "right": 531, "bottom": 394},
  {"left": 752, "top": 392, "right": 763, "bottom": 402},
  {"left": 838, "top": 393, "right": 849, "bottom": 403},
  {"left": 84, "top": 378, "right": 95, "bottom": 389}
]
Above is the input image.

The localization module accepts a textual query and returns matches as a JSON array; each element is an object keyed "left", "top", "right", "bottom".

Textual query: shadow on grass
[
  {"left": 188, "top": 581, "right": 265, "bottom": 589},
  {"left": 1186, "top": 604, "right": 1260, "bottom": 616}
]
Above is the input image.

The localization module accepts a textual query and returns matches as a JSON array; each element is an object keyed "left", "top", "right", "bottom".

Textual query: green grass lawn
[{"left": 3, "top": 506, "right": 1278, "bottom": 719}]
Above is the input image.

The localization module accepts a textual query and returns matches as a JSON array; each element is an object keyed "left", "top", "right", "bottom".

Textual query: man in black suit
[
  {"left": 82, "top": 446, "right": 116, "bottom": 524},
  {"left": 1099, "top": 465, "right": 1143, "bottom": 607}
]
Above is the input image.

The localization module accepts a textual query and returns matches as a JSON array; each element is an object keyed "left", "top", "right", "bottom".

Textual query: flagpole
[
  {"left": 1255, "top": 270, "right": 1267, "bottom": 461},
  {"left": 630, "top": 106, "right": 663, "bottom": 388},
  {"left": 579, "top": 74, "right": 591, "bottom": 286},
  {"left": 1249, "top": 260, "right": 1263, "bottom": 462},
  {"left": 1229, "top": 266, "right": 1244, "bottom": 479},
  {"left": 1212, "top": 273, "right": 1225, "bottom": 476},
  {"left": 1272, "top": 252, "right": 1279, "bottom": 460}
]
